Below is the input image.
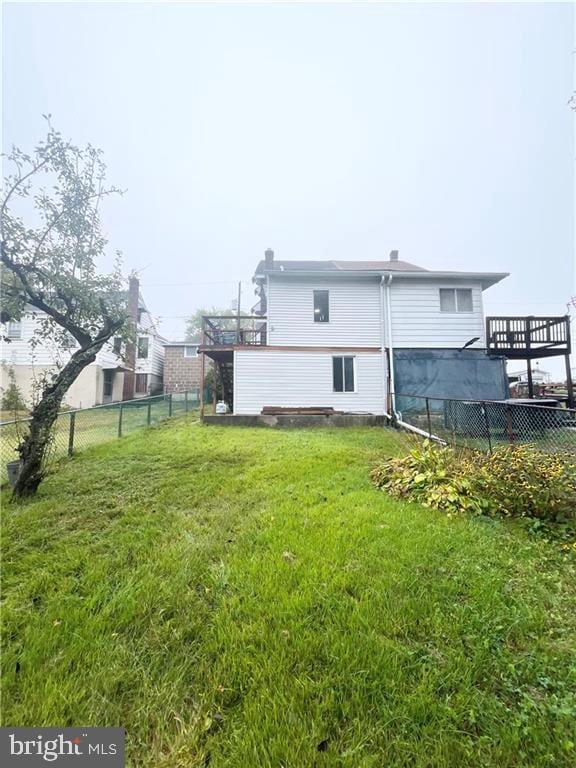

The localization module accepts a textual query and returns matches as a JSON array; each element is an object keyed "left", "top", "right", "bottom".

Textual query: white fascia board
[{"left": 263, "top": 270, "right": 509, "bottom": 289}]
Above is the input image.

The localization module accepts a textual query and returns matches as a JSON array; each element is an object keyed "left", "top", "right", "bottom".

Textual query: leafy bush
[
  {"left": 1, "top": 365, "right": 28, "bottom": 413},
  {"left": 371, "top": 441, "right": 576, "bottom": 522}
]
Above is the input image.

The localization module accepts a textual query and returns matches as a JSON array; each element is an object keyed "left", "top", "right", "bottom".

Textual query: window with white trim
[
  {"left": 137, "top": 337, "right": 149, "bottom": 359},
  {"left": 333, "top": 356, "right": 355, "bottom": 392},
  {"left": 6, "top": 321, "right": 22, "bottom": 339},
  {"left": 313, "top": 290, "right": 330, "bottom": 322},
  {"left": 184, "top": 345, "right": 198, "bottom": 358},
  {"left": 439, "top": 288, "right": 473, "bottom": 313}
]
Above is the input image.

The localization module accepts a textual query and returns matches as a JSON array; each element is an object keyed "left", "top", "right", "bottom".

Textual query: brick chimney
[
  {"left": 122, "top": 275, "right": 140, "bottom": 401},
  {"left": 389, "top": 250, "right": 399, "bottom": 262},
  {"left": 264, "top": 248, "right": 274, "bottom": 269}
]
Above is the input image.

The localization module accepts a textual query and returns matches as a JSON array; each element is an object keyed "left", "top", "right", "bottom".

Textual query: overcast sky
[{"left": 3, "top": 1, "right": 575, "bottom": 376}]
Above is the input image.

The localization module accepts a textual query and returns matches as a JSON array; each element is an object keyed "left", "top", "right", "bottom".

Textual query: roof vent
[
  {"left": 389, "top": 250, "right": 399, "bottom": 262},
  {"left": 264, "top": 248, "right": 274, "bottom": 268}
]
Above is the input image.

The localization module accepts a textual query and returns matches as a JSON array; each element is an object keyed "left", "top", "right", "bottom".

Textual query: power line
[{"left": 140, "top": 280, "right": 251, "bottom": 287}]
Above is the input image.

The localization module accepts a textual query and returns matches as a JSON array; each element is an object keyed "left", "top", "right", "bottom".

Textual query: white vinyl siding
[
  {"left": 268, "top": 276, "right": 381, "bottom": 347},
  {"left": 2, "top": 307, "right": 164, "bottom": 380},
  {"left": 234, "top": 349, "right": 385, "bottom": 415},
  {"left": 134, "top": 335, "right": 164, "bottom": 377},
  {"left": 389, "top": 280, "right": 485, "bottom": 348}
]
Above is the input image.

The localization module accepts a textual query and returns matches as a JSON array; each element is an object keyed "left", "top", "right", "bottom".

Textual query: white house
[
  {"left": 200, "top": 249, "right": 509, "bottom": 416},
  {"left": 0, "top": 278, "right": 165, "bottom": 410}
]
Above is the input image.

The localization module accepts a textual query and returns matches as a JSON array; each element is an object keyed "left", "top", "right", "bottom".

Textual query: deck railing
[
  {"left": 486, "top": 316, "right": 571, "bottom": 358},
  {"left": 201, "top": 315, "right": 267, "bottom": 347}
]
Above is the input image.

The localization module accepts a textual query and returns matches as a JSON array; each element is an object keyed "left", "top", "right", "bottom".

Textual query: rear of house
[{"left": 200, "top": 250, "right": 509, "bottom": 416}]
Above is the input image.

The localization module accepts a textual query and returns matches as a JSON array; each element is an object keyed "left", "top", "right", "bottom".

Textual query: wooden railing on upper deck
[
  {"left": 486, "top": 316, "right": 571, "bottom": 359},
  {"left": 201, "top": 316, "right": 268, "bottom": 347}
]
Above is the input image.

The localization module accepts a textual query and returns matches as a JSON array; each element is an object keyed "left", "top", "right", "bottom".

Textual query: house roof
[
  {"left": 254, "top": 258, "right": 425, "bottom": 273},
  {"left": 253, "top": 257, "right": 509, "bottom": 290}
]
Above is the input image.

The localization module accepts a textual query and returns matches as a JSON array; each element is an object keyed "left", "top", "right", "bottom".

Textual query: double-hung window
[
  {"left": 333, "top": 356, "right": 355, "bottom": 392},
  {"left": 439, "top": 288, "right": 473, "bottom": 313},
  {"left": 137, "top": 337, "right": 149, "bottom": 359},
  {"left": 6, "top": 321, "right": 22, "bottom": 339},
  {"left": 313, "top": 290, "right": 329, "bottom": 322}
]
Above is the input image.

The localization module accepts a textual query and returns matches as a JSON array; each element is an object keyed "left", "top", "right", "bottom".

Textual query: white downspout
[
  {"left": 379, "top": 277, "right": 389, "bottom": 418},
  {"left": 384, "top": 272, "right": 398, "bottom": 420}
]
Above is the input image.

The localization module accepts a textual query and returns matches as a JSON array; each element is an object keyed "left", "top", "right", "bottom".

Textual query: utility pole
[{"left": 236, "top": 280, "right": 242, "bottom": 344}]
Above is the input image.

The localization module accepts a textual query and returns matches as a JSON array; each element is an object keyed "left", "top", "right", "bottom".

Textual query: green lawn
[
  {"left": 2, "top": 418, "right": 575, "bottom": 767},
  {"left": 0, "top": 394, "right": 193, "bottom": 484}
]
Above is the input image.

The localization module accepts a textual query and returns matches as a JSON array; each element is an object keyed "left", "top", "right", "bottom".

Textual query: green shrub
[
  {"left": 371, "top": 441, "right": 576, "bottom": 522},
  {"left": 1, "top": 365, "right": 28, "bottom": 413}
]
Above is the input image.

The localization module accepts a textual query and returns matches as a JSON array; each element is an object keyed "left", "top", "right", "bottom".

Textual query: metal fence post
[
  {"left": 505, "top": 403, "right": 514, "bottom": 443},
  {"left": 118, "top": 404, "right": 124, "bottom": 438},
  {"left": 425, "top": 397, "right": 432, "bottom": 438},
  {"left": 185, "top": 390, "right": 189, "bottom": 413},
  {"left": 68, "top": 412, "right": 76, "bottom": 457},
  {"left": 168, "top": 393, "right": 173, "bottom": 417},
  {"left": 481, "top": 402, "right": 492, "bottom": 453},
  {"left": 147, "top": 400, "right": 152, "bottom": 426}
]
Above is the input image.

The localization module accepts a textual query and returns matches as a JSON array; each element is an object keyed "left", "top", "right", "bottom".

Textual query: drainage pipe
[{"left": 396, "top": 418, "right": 447, "bottom": 445}]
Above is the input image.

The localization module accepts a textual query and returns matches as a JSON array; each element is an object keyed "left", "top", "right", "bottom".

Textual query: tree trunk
[{"left": 13, "top": 340, "right": 110, "bottom": 498}]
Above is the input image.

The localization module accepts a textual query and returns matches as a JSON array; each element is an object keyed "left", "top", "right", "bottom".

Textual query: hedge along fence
[{"left": 0, "top": 390, "right": 200, "bottom": 486}]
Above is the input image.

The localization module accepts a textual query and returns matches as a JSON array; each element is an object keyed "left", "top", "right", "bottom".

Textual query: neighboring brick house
[{"left": 162, "top": 342, "right": 202, "bottom": 393}]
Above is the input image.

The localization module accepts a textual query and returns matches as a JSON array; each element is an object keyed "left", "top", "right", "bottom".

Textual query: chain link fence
[
  {"left": 394, "top": 393, "right": 576, "bottom": 454},
  {"left": 0, "top": 389, "right": 200, "bottom": 486}
]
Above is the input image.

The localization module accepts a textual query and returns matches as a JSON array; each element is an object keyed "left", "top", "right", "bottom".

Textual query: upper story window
[
  {"left": 6, "top": 321, "right": 22, "bottom": 339},
  {"left": 313, "top": 290, "right": 329, "bottom": 323},
  {"left": 113, "top": 337, "right": 122, "bottom": 355},
  {"left": 137, "top": 336, "right": 149, "bottom": 359},
  {"left": 333, "top": 356, "right": 355, "bottom": 392},
  {"left": 439, "top": 288, "right": 473, "bottom": 313},
  {"left": 184, "top": 345, "right": 198, "bottom": 358}
]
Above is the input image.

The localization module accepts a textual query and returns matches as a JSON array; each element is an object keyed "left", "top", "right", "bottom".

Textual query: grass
[
  {"left": 0, "top": 394, "right": 195, "bottom": 484},
  {"left": 2, "top": 418, "right": 575, "bottom": 767}
]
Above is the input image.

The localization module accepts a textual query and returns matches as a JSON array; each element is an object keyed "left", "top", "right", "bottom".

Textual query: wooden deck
[{"left": 486, "top": 315, "right": 570, "bottom": 359}]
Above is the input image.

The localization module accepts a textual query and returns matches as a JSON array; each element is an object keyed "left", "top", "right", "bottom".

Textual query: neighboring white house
[
  {"left": 200, "top": 249, "right": 509, "bottom": 416},
  {"left": 0, "top": 278, "right": 165, "bottom": 410},
  {"left": 508, "top": 366, "right": 550, "bottom": 385}
]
